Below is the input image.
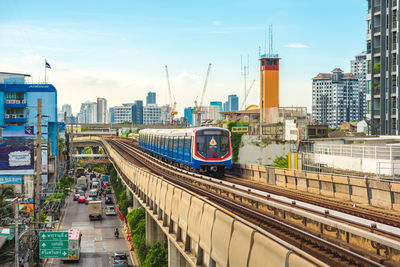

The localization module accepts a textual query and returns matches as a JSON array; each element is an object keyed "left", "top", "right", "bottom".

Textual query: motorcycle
[{"left": 114, "top": 229, "right": 119, "bottom": 238}]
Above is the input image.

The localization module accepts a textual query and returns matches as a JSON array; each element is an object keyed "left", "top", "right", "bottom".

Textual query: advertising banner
[
  {"left": 0, "top": 175, "right": 22, "bottom": 184},
  {"left": 0, "top": 145, "right": 34, "bottom": 171}
]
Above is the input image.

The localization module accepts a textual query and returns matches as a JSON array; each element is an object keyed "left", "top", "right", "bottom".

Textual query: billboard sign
[
  {"left": 0, "top": 145, "right": 34, "bottom": 171},
  {"left": 0, "top": 175, "right": 22, "bottom": 184}
]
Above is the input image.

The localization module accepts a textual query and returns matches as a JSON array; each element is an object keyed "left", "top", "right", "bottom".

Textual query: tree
[
  {"left": 143, "top": 242, "right": 168, "bottom": 267},
  {"left": 271, "top": 155, "right": 288, "bottom": 169}
]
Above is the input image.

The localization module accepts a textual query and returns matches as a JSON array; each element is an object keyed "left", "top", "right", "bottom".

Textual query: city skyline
[{"left": 0, "top": 1, "right": 366, "bottom": 116}]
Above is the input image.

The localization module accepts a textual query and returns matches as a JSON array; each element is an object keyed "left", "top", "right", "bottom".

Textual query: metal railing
[{"left": 310, "top": 144, "right": 400, "bottom": 160}]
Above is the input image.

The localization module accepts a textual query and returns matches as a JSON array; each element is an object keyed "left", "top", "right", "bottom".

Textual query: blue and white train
[{"left": 138, "top": 127, "right": 232, "bottom": 177}]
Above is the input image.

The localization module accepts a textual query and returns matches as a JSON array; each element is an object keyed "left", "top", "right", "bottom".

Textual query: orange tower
[{"left": 260, "top": 55, "right": 279, "bottom": 123}]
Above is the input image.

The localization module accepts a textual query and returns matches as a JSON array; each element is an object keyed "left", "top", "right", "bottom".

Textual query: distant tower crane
[
  {"left": 165, "top": 65, "right": 178, "bottom": 125},
  {"left": 240, "top": 79, "right": 256, "bottom": 110},
  {"left": 194, "top": 63, "right": 212, "bottom": 126}
]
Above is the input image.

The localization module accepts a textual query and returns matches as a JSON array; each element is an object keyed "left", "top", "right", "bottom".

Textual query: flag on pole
[{"left": 45, "top": 60, "right": 51, "bottom": 69}]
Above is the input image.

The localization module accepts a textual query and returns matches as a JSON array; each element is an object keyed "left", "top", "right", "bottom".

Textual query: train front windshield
[{"left": 196, "top": 130, "right": 229, "bottom": 159}]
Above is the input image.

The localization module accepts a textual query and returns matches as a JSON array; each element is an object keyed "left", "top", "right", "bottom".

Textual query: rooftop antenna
[
  {"left": 241, "top": 54, "right": 250, "bottom": 109},
  {"left": 269, "top": 24, "right": 273, "bottom": 56}
]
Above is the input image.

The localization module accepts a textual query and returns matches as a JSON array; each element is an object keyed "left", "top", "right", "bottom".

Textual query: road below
[{"left": 47, "top": 194, "right": 132, "bottom": 267}]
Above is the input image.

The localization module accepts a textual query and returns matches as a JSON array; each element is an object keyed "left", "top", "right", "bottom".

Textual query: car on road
[
  {"left": 73, "top": 193, "right": 80, "bottom": 201},
  {"left": 105, "top": 205, "right": 116, "bottom": 216},
  {"left": 111, "top": 252, "right": 128, "bottom": 266},
  {"left": 88, "top": 189, "right": 98, "bottom": 198},
  {"left": 78, "top": 195, "right": 86, "bottom": 203},
  {"left": 105, "top": 196, "right": 113, "bottom": 204},
  {"left": 85, "top": 196, "right": 96, "bottom": 204},
  {"left": 105, "top": 186, "right": 112, "bottom": 194}
]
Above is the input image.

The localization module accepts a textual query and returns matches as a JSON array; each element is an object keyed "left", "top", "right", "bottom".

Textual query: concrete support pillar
[
  {"left": 168, "top": 238, "right": 190, "bottom": 267},
  {"left": 132, "top": 196, "right": 141, "bottom": 209},
  {"left": 145, "top": 212, "right": 164, "bottom": 246}
]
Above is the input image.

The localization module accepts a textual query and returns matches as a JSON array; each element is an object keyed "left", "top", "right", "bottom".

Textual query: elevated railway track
[{"left": 104, "top": 137, "right": 400, "bottom": 266}]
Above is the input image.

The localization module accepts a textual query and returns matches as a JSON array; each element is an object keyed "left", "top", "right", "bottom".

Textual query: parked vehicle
[
  {"left": 92, "top": 181, "right": 99, "bottom": 189},
  {"left": 73, "top": 194, "right": 80, "bottom": 201},
  {"left": 105, "top": 205, "right": 116, "bottom": 216},
  {"left": 111, "top": 252, "right": 128, "bottom": 266},
  {"left": 88, "top": 200, "right": 103, "bottom": 220},
  {"left": 105, "top": 196, "right": 113, "bottom": 204},
  {"left": 78, "top": 195, "right": 86, "bottom": 203}
]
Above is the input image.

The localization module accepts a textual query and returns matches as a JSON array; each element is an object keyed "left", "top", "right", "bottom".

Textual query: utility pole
[
  {"left": 14, "top": 198, "right": 19, "bottom": 267},
  {"left": 34, "top": 98, "right": 42, "bottom": 266}
]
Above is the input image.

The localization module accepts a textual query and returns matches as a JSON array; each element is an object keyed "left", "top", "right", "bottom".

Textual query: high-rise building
[
  {"left": 109, "top": 107, "right": 115, "bottom": 124},
  {"left": 78, "top": 101, "right": 97, "bottom": 123},
  {"left": 184, "top": 107, "right": 195, "bottom": 126},
  {"left": 160, "top": 104, "right": 171, "bottom": 123},
  {"left": 312, "top": 68, "right": 360, "bottom": 128},
  {"left": 210, "top": 101, "right": 223, "bottom": 112},
  {"left": 146, "top": 92, "right": 156, "bottom": 106},
  {"left": 143, "top": 104, "right": 161, "bottom": 124},
  {"left": 201, "top": 106, "right": 221, "bottom": 122},
  {"left": 228, "top": 94, "right": 239, "bottom": 112},
  {"left": 96, "top": 97, "right": 107, "bottom": 123},
  {"left": 112, "top": 104, "right": 132, "bottom": 123},
  {"left": 366, "top": 0, "right": 398, "bottom": 134},
  {"left": 223, "top": 101, "right": 229, "bottom": 112},
  {"left": 131, "top": 100, "right": 143, "bottom": 124},
  {"left": 351, "top": 52, "right": 367, "bottom": 121},
  {"left": 61, "top": 104, "right": 72, "bottom": 118}
]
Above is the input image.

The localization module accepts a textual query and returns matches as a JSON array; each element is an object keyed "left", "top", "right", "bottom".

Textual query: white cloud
[
  {"left": 20, "top": 49, "right": 33, "bottom": 54},
  {"left": 284, "top": 44, "right": 310, "bottom": 48},
  {"left": 212, "top": 21, "right": 222, "bottom": 26}
]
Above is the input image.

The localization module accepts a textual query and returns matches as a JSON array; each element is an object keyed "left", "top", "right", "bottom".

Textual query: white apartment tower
[
  {"left": 351, "top": 51, "right": 367, "bottom": 120},
  {"left": 96, "top": 97, "right": 107, "bottom": 123},
  {"left": 366, "top": 0, "right": 399, "bottom": 134},
  {"left": 312, "top": 68, "right": 360, "bottom": 128}
]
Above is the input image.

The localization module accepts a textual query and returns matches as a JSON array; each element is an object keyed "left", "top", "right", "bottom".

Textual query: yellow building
[{"left": 260, "top": 56, "right": 279, "bottom": 123}]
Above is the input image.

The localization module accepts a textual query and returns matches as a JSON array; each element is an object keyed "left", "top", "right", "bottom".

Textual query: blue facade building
[
  {"left": 0, "top": 73, "right": 58, "bottom": 194},
  {"left": 184, "top": 107, "right": 195, "bottom": 126},
  {"left": 109, "top": 107, "right": 115, "bottom": 124},
  {"left": 228, "top": 94, "right": 239, "bottom": 111},
  {"left": 146, "top": 92, "right": 156, "bottom": 106},
  {"left": 210, "top": 101, "right": 223, "bottom": 112},
  {"left": 0, "top": 83, "right": 58, "bottom": 156},
  {"left": 132, "top": 100, "right": 143, "bottom": 124}
]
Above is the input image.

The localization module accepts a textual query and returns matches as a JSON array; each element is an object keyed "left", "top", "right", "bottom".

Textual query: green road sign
[{"left": 39, "top": 232, "right": 69, "bottom": 259}]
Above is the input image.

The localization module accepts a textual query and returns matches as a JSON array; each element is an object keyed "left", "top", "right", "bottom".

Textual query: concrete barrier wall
[
  {"left": 232, "top": 163, "right": 400, "bottom": 211},
  {"left": 74, "top": 137, "right": 320, "bottom": 267}
]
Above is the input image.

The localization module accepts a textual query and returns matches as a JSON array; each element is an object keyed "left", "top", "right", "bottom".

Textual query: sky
[{"left": 0, "top": 0, "right": 366, "bottom": 116}]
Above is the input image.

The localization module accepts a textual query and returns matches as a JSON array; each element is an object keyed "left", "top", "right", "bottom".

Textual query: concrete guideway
[
  {"left": 73, "top": 135, "right": 400, "bottom": 265},
  {"left": 102, "top": 137, "right": 327, "bottom": 267}
]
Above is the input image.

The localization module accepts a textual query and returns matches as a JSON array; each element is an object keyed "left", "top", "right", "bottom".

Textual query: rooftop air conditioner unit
[
  {"left": 6, "top": 100, "right": 11, "bottom": 104},
  {"left": 15, "top": 100, "right": 20, "bottom": 104},
  {"left": 12, "top": 114, "right": 17, "bottom": 118},
  {"left": 10, "top": 100, "right": 16, "bottom": 104},
  {"left": 5, "top": 114, "right": 9, "bottom": 118},
  {"left": 21, "top": 100, "right": 26, "bottom": 104}
]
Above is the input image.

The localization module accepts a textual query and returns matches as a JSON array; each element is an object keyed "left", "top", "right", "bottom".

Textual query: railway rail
[
  {"left": 128, "top": 136, "right": 400, "bottom": 230},
  {"left": 105, "top": 137, "right": 400, "bottom": 266}
]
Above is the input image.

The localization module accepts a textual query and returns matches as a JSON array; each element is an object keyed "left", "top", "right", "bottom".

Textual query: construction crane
[
  {"left": 240, "top": 79, "right": 256, "bottom": 110},
  {"left": 194, "top": 63, "right": 212, "bottom": 126},
  {"left": 165, "top": 65, "right": 177, "bottom": 125}
]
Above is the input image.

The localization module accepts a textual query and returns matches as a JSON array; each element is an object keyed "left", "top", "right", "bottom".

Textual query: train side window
[
  {"left": 173, "top": 137, "right": 178, "bottom": 149},
  {"left": 184, "top": 137, "right": 190, "bottom": 149},
  {"left": 179, "top": 137, "right": 183, "bottom": 149}
]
